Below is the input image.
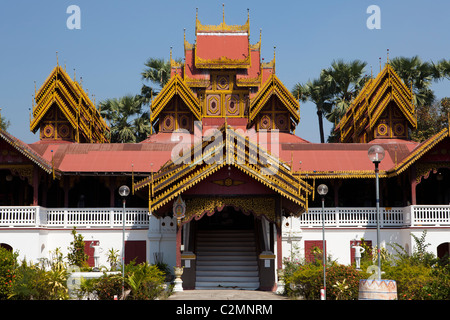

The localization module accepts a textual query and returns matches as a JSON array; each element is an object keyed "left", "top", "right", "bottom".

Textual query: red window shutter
[
  {"left": 305, "top": 240, "right": 326, "bottom": 263},
  {"left": 84, "top": 241, "right": 96, "bottom": 267},
  {"left": 125, "top": 240, "right": 146, "bottom": 265}
]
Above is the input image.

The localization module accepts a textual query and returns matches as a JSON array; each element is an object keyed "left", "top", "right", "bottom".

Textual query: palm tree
[
  {"left": 390, "top": 56, "right": 436, "bottom": 107},
  {"left": 141, "top": 58, "right": 172, "bottom": 87},
  {"left": 292, "top": 75, "right": 333, "bottom": 143},
  {"left": 321, "top": 59, "right": 368, "bottom": 125},
  {"left": 437, "top": 59, "right": 450, "bottom": 81},
  {"left": 139, "top": 58, "right": 172, "bottom": 108},
  {"left": 99, "top": 95, "right": 150, "bottom": 143}
]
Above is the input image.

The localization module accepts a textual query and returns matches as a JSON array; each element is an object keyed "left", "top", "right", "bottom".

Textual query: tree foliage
[
  {"left": 293, "top": 56, "right": 449, "bottom": 142},
  {"left": 99, "top": 95, "right": 151, "bottom": 143},
  {"left": 66, "top": 227, "right": 88, "bottom": 268}
]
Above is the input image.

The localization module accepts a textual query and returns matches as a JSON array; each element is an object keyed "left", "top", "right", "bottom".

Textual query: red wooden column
[
  {"left": 176, "top": 222, "right": 182, "bottom": 267},
  {"left": 276, "top": 223, "right": 282, "bottom": 270},
  {"left": 276, "top": 197, "right": 282, "bottom": 270},
  {"left": 410, "top": 165, "right": 417, "bottom": 205},
  {"left": 32, "top": 166, "right": 39, "bottom": 206}
]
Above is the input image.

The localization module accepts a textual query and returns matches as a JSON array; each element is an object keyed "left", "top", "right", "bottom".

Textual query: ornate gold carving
[
  {"left": 337, "top": 64, "right": 416, "bottom": 143},
  {"left": 195, "top": 54, "right": 251, "bottom": 69},
  {"left": 416, "top": 162, "right": 450, "bottom": 183},
  {"left": 196, "top": 18, "right": 250, "bottom": 33},
  {"left": 183, "top": 196, "right": 275, "bottom": 223},
  {"left": 211, "top": 177, "right": 245, "bottom": 187}
]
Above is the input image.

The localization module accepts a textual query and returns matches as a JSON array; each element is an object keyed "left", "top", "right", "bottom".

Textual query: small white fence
[
  {"left": 0, "top": 207, "right": 149, "bottom": 228},
  {"left": 0, "top": 205, "right": 449, "bottom": 228},
  {"left": 299, "top": 205, "right": 450, "bottom": 228}
]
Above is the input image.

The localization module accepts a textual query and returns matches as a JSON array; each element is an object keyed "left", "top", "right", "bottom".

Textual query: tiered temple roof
[
  {"left": 335, "top": 63, "right": 417, "bottom": 143},
  {"left": 30, "top": 64, "right": 110, "bottom": 143},
  {"left": 1, "top": 9, "right": 449, "bottom": 215}
]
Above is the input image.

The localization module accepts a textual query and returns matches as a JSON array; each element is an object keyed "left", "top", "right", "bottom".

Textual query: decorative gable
[
  {"left": 150, "top": 74, "right": 201, "bottom": 133},
  {"left": 249, "top": 75, "right": 300, "bottom": 132},
  {"left": 30, "top": 65, "right": 109, "bottom": 143},
  {"left": 336, "top": 63, "right": 417, "bottom": 143}
]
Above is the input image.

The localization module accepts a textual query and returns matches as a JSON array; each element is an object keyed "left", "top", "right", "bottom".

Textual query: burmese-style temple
[{"left": 0, "top": 11, "right": 449, "bottom": 292}]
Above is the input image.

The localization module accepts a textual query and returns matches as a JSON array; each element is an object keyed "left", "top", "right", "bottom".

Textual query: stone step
[
  {"left": 196, "top": 265, "right": 258, "bottom": 271},
  {"left": 197, "top": 270, "right": 258, "bottom": 277},
  {"left": 195, "top": 281, "right": 260, "bottom": 290},
  {"left": 196, "top": 259, "right": 258, "bottom": 266},
  {"left": 196, "top": 254, "right": 257, "bottom": 261}
]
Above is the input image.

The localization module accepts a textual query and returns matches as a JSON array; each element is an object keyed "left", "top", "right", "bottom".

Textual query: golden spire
[
  {"left": 222, "top": 3, "right": 225, "bottom": 24},
  {"left": 56, "top": 51, "right": 59, "bottom": 66},
  {"left": 273, "top": 46, "right": 276, "bottom": 74},
  {"left": 387, "top": 48, "right": 390, "bottom": 63}
]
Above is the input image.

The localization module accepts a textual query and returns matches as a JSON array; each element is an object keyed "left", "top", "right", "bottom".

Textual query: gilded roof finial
[
  {"left": 273, "top": 46, "right": 276, "bottom": 74},
  {"left": 56, "top": 51, "right": 59, "bottom": 66},
  {"left": 222, "top": 3, "right": 225, "bottom": 24},
  {"left": 379, "top": 57, "right": 381, "bottom": 72},
  {"left": 73, "top": 68, "right": 76, "bottom": 82},
  {"left": 195, "top": 8, "right": 198, "bottom": 34},
  {"left": 387, "top": 48, "right": 390, "bottom": 63}
]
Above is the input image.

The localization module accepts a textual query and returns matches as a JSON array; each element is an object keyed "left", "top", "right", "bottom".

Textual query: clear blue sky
[{"left": 1, "top": 0, "right": 449, "bottom": 143}]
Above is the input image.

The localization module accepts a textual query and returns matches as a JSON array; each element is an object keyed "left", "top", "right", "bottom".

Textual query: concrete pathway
[{"left": 166, "top": 289, "right": 289, "bottom": 300}]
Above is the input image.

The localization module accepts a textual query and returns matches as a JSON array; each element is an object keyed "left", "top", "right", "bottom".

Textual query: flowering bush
[
  {"left": 326, "top": 264, "right": 368, "bottom": 300},
  {"left": 0, "top": 247, "right": 18, "bottom": 299},
  {"left": 92, "top": 274, "right": 123, "bottom": 300},
  {"left": 284, "top": 255, "right": 369, "bottom": 300}
]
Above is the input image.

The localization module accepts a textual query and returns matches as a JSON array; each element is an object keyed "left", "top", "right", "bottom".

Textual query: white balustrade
[
  {"left": 0, "top": 205, "right": 449, "bottom": 228},
  {"left": 0, "top": 206, "right": 37, "bottom": 226},
  {"left": 409, "top": 205, "right": 450, "bottom": 226},
  {"left": 1, "top": 207, "right": 149, "bottom": 228}
]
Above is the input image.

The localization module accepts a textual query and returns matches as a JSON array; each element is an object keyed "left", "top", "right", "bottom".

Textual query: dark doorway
[
  {"left": 417, "top": 168, "right": 450, "bottom": 205},
  {"left": 196, "top": 206, "right": 254, "bottom": 230}
]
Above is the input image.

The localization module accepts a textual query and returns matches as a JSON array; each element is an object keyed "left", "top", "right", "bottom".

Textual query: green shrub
[
  {"left": 0, "top": 247, "right": 18, "bottom": 299},
  {"left": 9, "top": 259, "right": 69, "bottom": 300},
  {"left": 326, "top": 264, "right": 369, "bottom": 300},
  {"left": 125, "top": 262, "right": 165, "bottom": 300},
  {"left": 93, "top": 274, "right": 123, "bottom": 300},
  {"left": 285, "top": 263, "right": 322, "bottom": 299},
  {"left": 67, "top": 227, "right": 88, "bottom": 269}
]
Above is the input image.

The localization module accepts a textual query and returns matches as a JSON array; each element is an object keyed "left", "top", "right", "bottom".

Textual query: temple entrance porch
[{"left": 178, "top": 199, "right": 279, "bottom": 291}]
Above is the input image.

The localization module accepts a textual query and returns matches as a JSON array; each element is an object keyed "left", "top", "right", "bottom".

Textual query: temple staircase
[{"left": 195, "top": 229, "right": 260, "bottom": 290}]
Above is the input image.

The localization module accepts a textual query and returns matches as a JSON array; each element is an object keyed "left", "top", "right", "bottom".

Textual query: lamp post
[
  {"left": 118, "top": 185, "right": 130, "bottom": 298},
  {"left": 368, "top": 145, "right": 385, "bottom": 280},
  {"left": 317, "top": 183, "right": 328, "bottom": 300}
]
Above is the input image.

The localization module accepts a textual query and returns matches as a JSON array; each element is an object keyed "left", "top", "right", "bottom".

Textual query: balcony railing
[
  {"left": 0, "top": 205, "right": 449, "bottom": 228},
  {"left": 299, "top": 206, "right": 450, "bottom": 228},
  {"left": 0, "top": 207, "right": 149, "bottom": 228}
]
